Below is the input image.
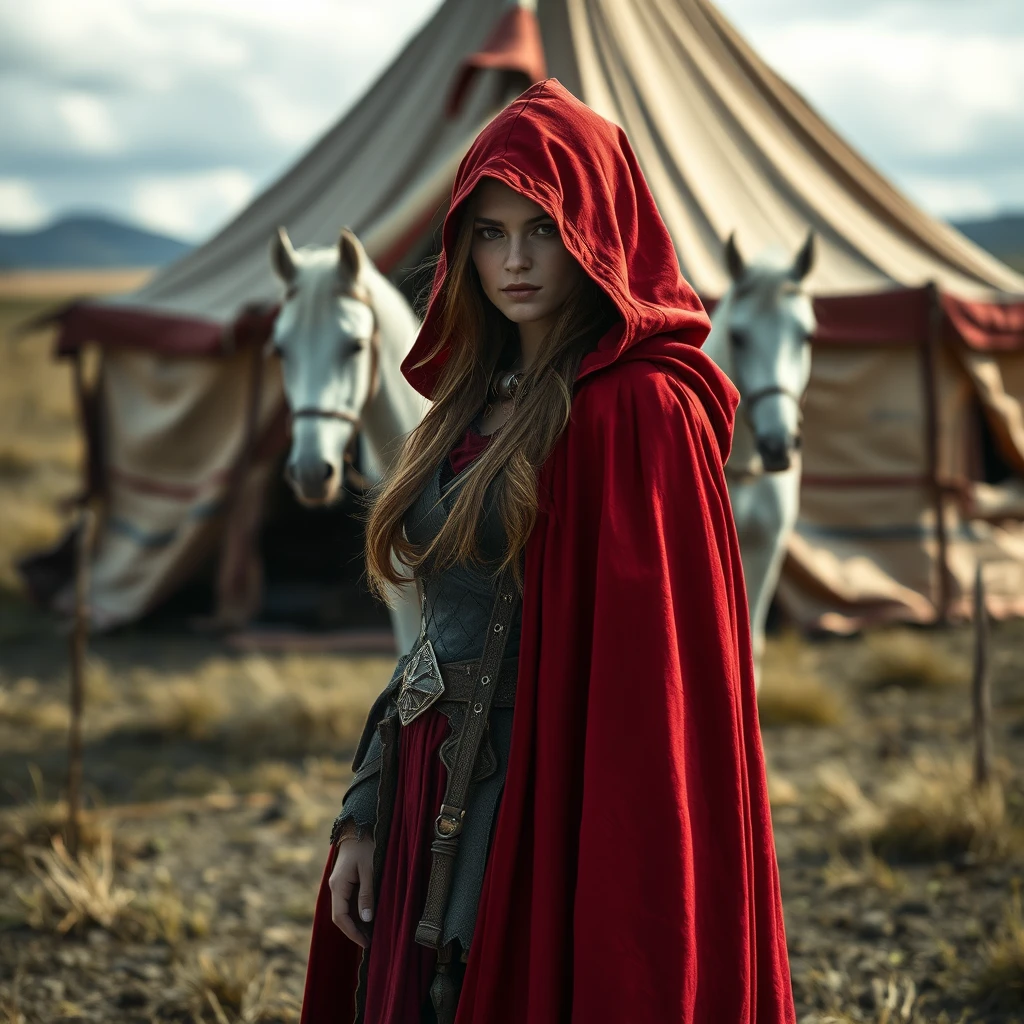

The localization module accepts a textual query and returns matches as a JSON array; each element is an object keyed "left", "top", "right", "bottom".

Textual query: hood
[{"left": 401, "top": 78, "right": 737, "bottom": 459}]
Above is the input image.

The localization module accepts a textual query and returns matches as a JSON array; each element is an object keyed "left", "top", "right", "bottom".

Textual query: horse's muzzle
[
  {"left": 286, "top": 455, "right": 341, "bottom": 505},
  {"left": 756, "top": 434, "right": 796, "bottom": 473}
]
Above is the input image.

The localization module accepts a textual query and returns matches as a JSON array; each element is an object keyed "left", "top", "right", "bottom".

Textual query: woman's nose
[{"left": 504, "top": 238, "right": 530, "bottom": 272}]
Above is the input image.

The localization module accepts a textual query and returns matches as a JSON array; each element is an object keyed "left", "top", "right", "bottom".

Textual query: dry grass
[
  {"left": 798, "top": 974, "right": 934, "bottom": 1024},
  {"left": 0, "top": 765, "right": 102, "bottom": 870},
  {"left": 0, "top": 268, "right": 153, "bottom": 300},
  {"left": 130, "top": 653, "right": 379, "bottom": 758},
  {"left": 857, "top": 630, "right": 968, "bottom": 691},
  {"left": 0, "top": 965, "right": 27, "bottom": 1024},
  {"left": 0, "top": 294, "right": 83, "bottom": 595},
  {"left": 815, "top": 755, "right": 1020, "bottom": 863},
  {"left": 822, "top": 848, "right": 906, "bottom": 894},
  {"left": 973, "top": 881, "right": 1024, "bottom": 1013},
  {"left": 178, "top": 951, "right": 297, "bottom": 1023},
  {"left": 871, "top": 755, "right": 1016, "bottom": 863},
  {"left": 759, "top": 634, "right": 843, "bottom": 727},
  {"left": 18, "top": 829, "right": 135, "bottom": 934}
]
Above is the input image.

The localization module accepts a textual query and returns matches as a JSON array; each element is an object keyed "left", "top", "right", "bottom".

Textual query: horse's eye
[
  {"left": 729, "top": 329, "right": 746, "bottom": 348},
  {"left": 347, "top": 339, "right": 365, "bottom": 356},
  {"left": 285, "top": 284, "right": 298, "bottom": 301}
]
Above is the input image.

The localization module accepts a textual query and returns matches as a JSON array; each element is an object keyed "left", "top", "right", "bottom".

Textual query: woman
[{"left": 301, "top": 78, "right": 795, "bottom": 1024}]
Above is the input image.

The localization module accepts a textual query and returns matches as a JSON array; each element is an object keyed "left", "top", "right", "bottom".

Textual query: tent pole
[{"left": 922, "top": 281, "right": 951, "bottom": 624}]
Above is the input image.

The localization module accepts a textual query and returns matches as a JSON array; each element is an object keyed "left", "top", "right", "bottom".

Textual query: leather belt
[{"left": 436, "top": 655, "right": 518, "bottom": 708}]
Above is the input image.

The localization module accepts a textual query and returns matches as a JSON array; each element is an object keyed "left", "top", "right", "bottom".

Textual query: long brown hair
[{"left": 363, "top": 190, "right": 620, "bottom": 601}]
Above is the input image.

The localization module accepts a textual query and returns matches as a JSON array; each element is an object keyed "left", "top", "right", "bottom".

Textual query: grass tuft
[
  {"left": 759, "top": 634, "right": 843, "bottom": 727},
  {"left": 19, "top": 829, "right": 135, "bottom": 934},
  {"left": 858, "top": 630, "right": 967, "bottom": 691},
  {"left": 974, "top": 882, "right": 1024, "bottom": 1012},
  {"left": 178, "top": 951, "right": 296, "bottom": 1023},
  {"left": 816, "top": 755, "right": 1020, "bottom": 863}
]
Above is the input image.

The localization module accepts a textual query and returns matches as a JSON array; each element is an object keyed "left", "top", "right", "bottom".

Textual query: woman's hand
[{"left": 329, "top": 836, "right": 376, "bottom": 947}]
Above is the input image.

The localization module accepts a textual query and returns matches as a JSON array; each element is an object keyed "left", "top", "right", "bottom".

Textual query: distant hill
[
  {"left": 0, "top": 215, "right": 190, "bottom": 270},
  {"left": 951, "top": 212, "right": 1024, "bottom": 273}
]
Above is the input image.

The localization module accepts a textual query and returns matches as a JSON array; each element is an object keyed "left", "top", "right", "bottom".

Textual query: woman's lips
[{"left": 502, "top": 285, "right": 540, "bottom": 301}]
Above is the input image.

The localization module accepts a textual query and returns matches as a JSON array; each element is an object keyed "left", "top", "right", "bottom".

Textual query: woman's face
[{"left": 470, "top": 178, "right": 585, "bottom": 336}]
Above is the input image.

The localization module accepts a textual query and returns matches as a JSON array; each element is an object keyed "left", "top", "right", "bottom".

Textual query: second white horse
[{"left": 703, "top": 232, "right": 816, "bottom": 684}]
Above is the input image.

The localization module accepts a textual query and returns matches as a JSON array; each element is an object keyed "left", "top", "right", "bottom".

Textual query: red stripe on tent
[
  {"left": 943, "top": 292, "right": 1024, "bottom": 352},
  {"left": 446, "top": 5, "right": 547, "bottom": 118},
  {"left": 55, "top": 302, "right": 278, "bottom": 358},
  {"left": 703, "top": 287, "right": 932, "bottom": 345},
  {"left": 707, "top": 286, "right": 1024, "bottom": 350}
]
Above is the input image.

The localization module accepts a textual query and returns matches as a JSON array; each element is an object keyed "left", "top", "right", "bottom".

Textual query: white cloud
[
  {"left": 0, "top": 179, "right": 49, "bottom": 230},
  {"left": 900, "top": 177, "right": 999, "bottom": 219},
  {"left": 754, "top": 21, "right": 1024, "bottom": 157},
  {"left": 56, "top": 92, "right": 121, "bottom": 153},
  {"left": 131, "top": 168, "right": 256, "bottom": 240}
]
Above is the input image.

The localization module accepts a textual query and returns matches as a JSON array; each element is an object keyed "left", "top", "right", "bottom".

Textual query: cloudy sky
[{"left": 0, "top": 0, "right": 1020, "bottom": 240}]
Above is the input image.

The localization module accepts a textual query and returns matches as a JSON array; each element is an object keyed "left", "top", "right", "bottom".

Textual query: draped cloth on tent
[{"left": 302, "top": 77, "right": 794, "bottom": 1024}]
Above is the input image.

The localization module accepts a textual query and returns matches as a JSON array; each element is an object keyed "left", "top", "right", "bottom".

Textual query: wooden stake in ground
[
  {"left": 972, "top": 560, "right": 993, "bottom": 789},
  {"left": 66, "top": 506, "right": 93, "bottom": 859}
]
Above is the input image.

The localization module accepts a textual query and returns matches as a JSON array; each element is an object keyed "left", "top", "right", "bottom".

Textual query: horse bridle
[
  {"left": 287, "top": 282, "right": 383, "bottom": 486},
  {"left": 741, "top": 384, "right": 807, "bottom": 448}
]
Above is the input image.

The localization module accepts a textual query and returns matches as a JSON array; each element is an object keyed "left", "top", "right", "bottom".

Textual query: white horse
[
  {"left": 703, "top": 232, "right": 816, "bottom": 685},
  {"left": 269, "top": 226, "right": 426, "bottom": 656}
]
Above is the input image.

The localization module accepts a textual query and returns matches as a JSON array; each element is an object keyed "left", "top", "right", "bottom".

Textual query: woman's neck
[{"left": 518, "top": 315, "right": 555, "bottom": 370}]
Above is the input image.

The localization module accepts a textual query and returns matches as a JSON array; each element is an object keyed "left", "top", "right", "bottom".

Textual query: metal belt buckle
[{"left": 396, "top": 636, "right": 446, "bottom": 726}]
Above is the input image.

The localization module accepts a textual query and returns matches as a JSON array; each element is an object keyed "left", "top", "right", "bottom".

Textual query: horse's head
[
  {"left": 722, "top": 231, "right": 816, "bottom": 473},
  {"left": 270, "top": 226, "right": 379, "bottom": 506}
]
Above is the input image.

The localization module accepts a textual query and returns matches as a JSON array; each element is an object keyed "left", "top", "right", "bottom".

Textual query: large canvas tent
[{"left": 24, "top": 0, "right": 1024, "bottom": 633}]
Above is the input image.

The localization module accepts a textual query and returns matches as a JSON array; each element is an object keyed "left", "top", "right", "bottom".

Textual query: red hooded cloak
[{"left": 302, "top": 78, "right": 795, "bottom": 1023}]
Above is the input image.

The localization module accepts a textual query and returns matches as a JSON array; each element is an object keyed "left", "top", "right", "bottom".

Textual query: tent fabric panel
[
  {"left": 779, "top": 485, "right": 947, "bottom": 631},
  {"left": 798, "top": 347, "right": 929, "bottom": 481},
  {"left": 99, "top": 348, "right": 283, "bottom": 484},
  {"left": 781, "top": 484, "right": 1024, "bottom": 630},
  {"left": 64, "top": 347, "right": 284, "bottom": 628},
  {"left": 945, "top": 516, "right": 1024, "bottom": 622},
  {"left": 956, "top": 348, "right": 1024, "bottom": 476}
]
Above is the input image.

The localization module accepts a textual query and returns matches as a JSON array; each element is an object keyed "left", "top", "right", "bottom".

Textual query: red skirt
[{"left": 301, "top": 708, "right": 451, "bottom": 1024}]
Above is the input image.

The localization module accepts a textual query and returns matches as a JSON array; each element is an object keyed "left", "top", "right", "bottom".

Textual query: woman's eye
[
  {"left": 535, "top": 223, "right": 557, "bottom": 237},
  {"left": 478, "top": 227, "right": 502, "bottom": 240}
]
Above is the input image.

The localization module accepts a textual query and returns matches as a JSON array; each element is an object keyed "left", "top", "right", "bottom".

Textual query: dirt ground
[
  {"left": 2, "top": 282, "right": 1024, "bottom": 1023},
  {"left": 1, "top": 618, "right": 1023, "bottom": 1023}
]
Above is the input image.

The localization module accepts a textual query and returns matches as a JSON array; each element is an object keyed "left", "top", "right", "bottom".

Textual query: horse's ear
[
  {"left": 724, "top": 231, "right": 745, "bottom": 282},
  {"left": 272, "top": 226, "right": 297, "bottom": 283},
  {"left": 339, "top": 227, "right": 364, "bottom": 281},
  {"left": 790, "top": 230, "right": 816, "bottom": 282}
]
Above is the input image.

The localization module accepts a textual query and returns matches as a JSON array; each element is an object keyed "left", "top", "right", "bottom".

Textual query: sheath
[{"left": 330, "top": 410, "right": 522, "bottom": 1023}]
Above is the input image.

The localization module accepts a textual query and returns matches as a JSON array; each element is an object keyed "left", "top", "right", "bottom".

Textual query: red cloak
[{"left": 302, "top": 78, "right": 795, "bottom": 1023}]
